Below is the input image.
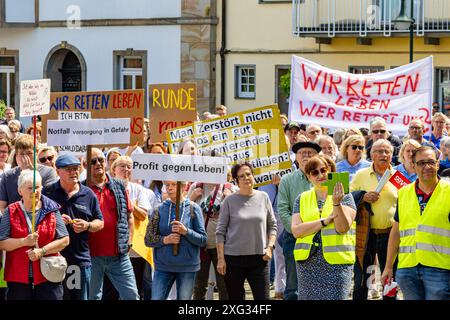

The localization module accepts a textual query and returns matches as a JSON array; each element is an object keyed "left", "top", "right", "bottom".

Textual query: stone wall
[{"left": 181, "top": 0, "right": 217, "bottom": 113}]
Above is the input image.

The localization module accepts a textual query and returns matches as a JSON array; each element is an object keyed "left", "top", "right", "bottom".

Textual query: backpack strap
[{"left": 190, "top": 201, "right": 195, "bottom": 219}]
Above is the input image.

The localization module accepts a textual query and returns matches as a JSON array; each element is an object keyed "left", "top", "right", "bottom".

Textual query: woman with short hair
[
  {"left": 336, "top": 135, "right": 372, "bottom": 182},
  {"left": 292, "top": 155, "right": 357, "bottom": 300},
  {"left": 216, "top": 162, "right": 277, "bottom": 300},
  {"left": 393, "top": 139, "right": 421, "bottom": 183},
  {"left": 0, "top": 170, "right": 69, "bottom": 300}
]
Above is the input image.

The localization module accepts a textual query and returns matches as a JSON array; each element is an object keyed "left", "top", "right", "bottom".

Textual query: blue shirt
[
  {"left": 336, "top": 159, "right": 372, "bottom": 182},
  {"left": 393, "top": 163, "right": 417, "bottom": 183},
  {"left": 43, "top": 181, "right": 103, "bottom": 267},
  {"left": 424, "top": 133, "right": 447, "bottom": 149},
  {"left": 258, "top": 183, "right": 278, "bottom": 213}
]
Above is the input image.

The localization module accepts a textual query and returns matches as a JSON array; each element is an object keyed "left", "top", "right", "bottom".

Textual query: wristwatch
[{"left": 320, "top": 218, "right": 327, "bottom": 227}]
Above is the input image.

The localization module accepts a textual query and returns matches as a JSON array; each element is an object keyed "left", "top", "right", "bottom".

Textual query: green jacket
[{"left": 277, "top": 169, "right": 311, "bottom": 233}]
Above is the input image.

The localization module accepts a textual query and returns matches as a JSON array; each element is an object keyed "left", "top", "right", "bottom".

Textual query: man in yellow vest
[{"left": 382, "top": 146, "right": 450, "bottom": 300}]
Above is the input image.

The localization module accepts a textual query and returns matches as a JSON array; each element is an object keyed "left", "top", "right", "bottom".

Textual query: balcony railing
[{"left": 292, "top": 0, "right": 450, "bottom": 37}]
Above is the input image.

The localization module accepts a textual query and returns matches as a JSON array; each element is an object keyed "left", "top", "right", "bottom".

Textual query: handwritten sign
[
  {"left": 289, "top": 56, "right": 433, "bottom": 135},
  {"left": 166, "top": 105, "right": 293, "bottom": 187},
  {"left": 47, "top": 118, "right": 131, "bottom": 146},
  {"left": 20, "top": 79, "right": 51, "bottom": 117},
  {"left": 149, "top": 83, "right": 197, "bottom": 142},
  {"left": 41, "top": 89, "right": 145, "bottom": 146}
]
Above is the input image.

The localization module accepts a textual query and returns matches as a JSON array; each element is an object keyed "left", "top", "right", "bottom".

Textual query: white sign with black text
[
  {"left": 20, "top": 79, "right": 51, "bottom": 117},
  {"left": 47, "top": 118, "right": 131, "bottom": 146},
  {"left": 132, "top": 154, "right": 228, "bottom": 184}
]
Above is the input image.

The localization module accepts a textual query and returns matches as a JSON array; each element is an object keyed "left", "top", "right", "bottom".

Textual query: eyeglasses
[
  {"left": 372, "top": 129, "right": 386, "bottom": 134},
  {"left": 39, "top": 155, "right": 55, "bottom": 163},
  {"left": 237, "top": 172, "right": 252, "bottom": 180},
  {"left": 373, "top": 149, "right": 392, "bottom": 155},
  {"left": 409, "top": 126, "right": 423, "bottom": 131},
  {"left": 90, "top": 157, "right": 105, "bottom": 165},
  {"left": 415, "top": 160, "right": 437, "bottom": 167},
  {"left": 350, "top": 145, "right": 364, "bottom": 151},
  {"left": 310, "top": 167, "right": 328, "bottom": 177}
]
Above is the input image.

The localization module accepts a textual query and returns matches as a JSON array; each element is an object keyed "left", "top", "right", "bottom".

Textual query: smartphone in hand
[{"left": 322, "top": 172, "right": 350, "bottom": 195}]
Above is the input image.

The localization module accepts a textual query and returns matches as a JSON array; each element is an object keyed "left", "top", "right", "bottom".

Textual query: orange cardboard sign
[{"left": 149, "top": 83, "right": 197, "bottom": 142}]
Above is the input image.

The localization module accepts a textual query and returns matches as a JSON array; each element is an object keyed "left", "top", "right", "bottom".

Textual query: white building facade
[{"left": 0, "top": 0, "right": 217, "bottom": 120}]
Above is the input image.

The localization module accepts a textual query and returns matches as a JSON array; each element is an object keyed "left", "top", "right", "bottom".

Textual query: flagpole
[{"left": 31, "top": 116, "right": 37, "bottom": 234}]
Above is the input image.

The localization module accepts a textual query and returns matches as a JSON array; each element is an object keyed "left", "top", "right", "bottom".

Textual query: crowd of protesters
[{"left": 0, "top": 103, "right": 449, "bottom": 301}]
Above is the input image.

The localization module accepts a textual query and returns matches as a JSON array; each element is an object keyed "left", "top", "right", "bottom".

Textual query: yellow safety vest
[
  {"left": 0, "top": 268, "right": 6, "bottom": 288},
  {"left": 293, "top": 189, "right": 356, "bottom": 265},
  {"left": 397, "top": 180, "right": 450, "bottom": 270}
]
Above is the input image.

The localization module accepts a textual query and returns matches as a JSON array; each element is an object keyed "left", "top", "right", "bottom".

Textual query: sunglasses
[
  {"left": 350, "top": 145, "right": 364, "bottom": 151},
  {"left": 39, "top": 155, "right": 55, "bottom": 163},
  {"left": 310, "top": 167, "right": 328, "bottom": 177},
  {"left": 372, "top": 129, "right": 386, "bottom": 134},
  {"left": 90, "top": 157, "right": 105, "bottom": 165}
]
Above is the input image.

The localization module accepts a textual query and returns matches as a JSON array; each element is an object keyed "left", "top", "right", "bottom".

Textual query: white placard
[
  {"left": 289, "top": 56, "right": 433, "bottom": 136},
  {"left": 47, "top": 118, "right": 131, "bottom": 146},
  {"left": 375, "top": 169, "right": 392, "bottom": 193},
  {"left": 132, "top": 154, "right": 228, "bottom": 184},
  {"left": 20, "top": 79, "right": 51, "bottom": 117}
]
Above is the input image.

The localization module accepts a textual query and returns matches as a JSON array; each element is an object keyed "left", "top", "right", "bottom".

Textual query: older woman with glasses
[
  {"left": 8, "top": 120, "right": 21, "bottom": 142},
  {"left": 393, "top": 139, "right": 421, "bottom": 183},
  {"left": 336, "top": 135, "right": 372, "bottom": 182},
  {"left": 216, "top": 162, "right": 277, "bottom": 300},
  {"left": 291, "top": 155, "right": 357, "bottom": 300}
]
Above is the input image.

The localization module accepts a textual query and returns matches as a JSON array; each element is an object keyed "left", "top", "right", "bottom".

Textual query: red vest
[{"left": 5, "top": 202, "right": 57, "bottom": 285}]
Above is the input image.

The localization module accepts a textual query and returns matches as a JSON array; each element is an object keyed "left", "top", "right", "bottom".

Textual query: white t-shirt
[{"left": 127, "top": 182, "right": 158, "bottom": 258}]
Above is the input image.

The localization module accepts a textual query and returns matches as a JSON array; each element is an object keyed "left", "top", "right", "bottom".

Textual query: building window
[
  {"left": 119, "top": 56, "right": 143, "bottom": 90},
  {"left": 0, "top": 56, "right": 16, "bottom": 109},
  {"left": 349, "top": 66, "right": 385, "bottom": 74},
  {"left": 235, "top": 65, "right": 256, "bottom": 99},
  {"left": 438, "top": 68, "right": 450, "bottom": 116}
]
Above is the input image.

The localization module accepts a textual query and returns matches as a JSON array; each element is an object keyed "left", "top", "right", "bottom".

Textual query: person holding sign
[
  {"left": 216, "top": 162, "right": 277, "bottom": 300},
  {"left": 393, "top": 139, "right": 421, "bottom": 183},
  {"left": 42, "top": 154, "right": 104, "bottom": 300},
  {"left": 350, "top": 139, "right": 398, "bottom": 300},
  {"left": 291, "top": 155, "right": 357, "bottom": 300},
  {"left": 0, "top": 170, "right": 69, "bottom": 300},
  {"left": 111, "top": 156, "right": 157, "bottom": 300},
  {"left": 0, "top": 135, "right": 58, "bottom": 213},
  {"left": 145, "top": 180, "right": 206, "bottom": 300},
  {"left": 85, "top": 148, "right": 139, "bottom": 300},
  {"left": 382, "top": 146, "right": 450, "bottom": 300}
]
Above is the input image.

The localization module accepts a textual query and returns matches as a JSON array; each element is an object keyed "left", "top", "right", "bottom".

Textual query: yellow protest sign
[
  {"left": 132, "top": 217, "right": 154, "bottom": 267},
  {"left": 166, "top": 105, "right": 293, "bottom": 187}
]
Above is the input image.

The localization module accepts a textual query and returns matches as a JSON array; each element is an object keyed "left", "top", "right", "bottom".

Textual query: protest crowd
[{"left": 0, "top": 89, "right": 449, "bottom": 302}]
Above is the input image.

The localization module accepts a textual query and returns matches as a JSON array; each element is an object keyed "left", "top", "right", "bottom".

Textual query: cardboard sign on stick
[
  {"left": 166, "top": 105, "right": 293, "bottom": 187},
  {"left": 149, "top": 83, "right": 197, "bottom": 142},
  {"left": 132, "top": 154, "right": 228, "bottom": 185},
  {"left": 20, "top": 79, "right": 51, "bottom": 117}
]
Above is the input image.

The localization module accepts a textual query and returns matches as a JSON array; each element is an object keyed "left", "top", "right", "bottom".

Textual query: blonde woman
[
  {"left": 38, "top": 146, "right": 58, "bottom": 169},
  {"left": 336, "top": 135, "right": 371, "bottom": 182},
  {"left": 393, "top": 139, "right": 421, "bottom": 183}
]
